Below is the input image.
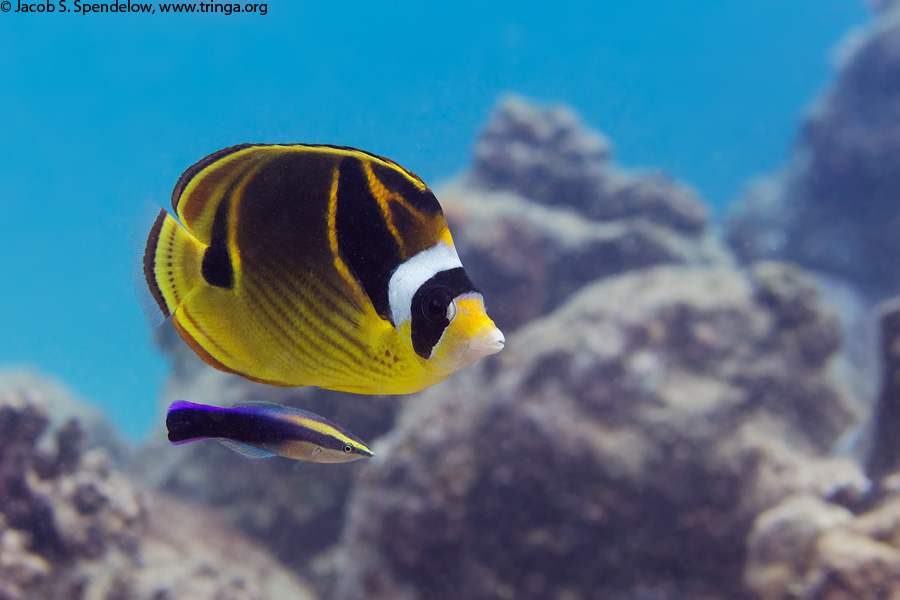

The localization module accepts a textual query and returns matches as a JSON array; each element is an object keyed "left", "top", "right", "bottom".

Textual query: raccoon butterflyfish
[
  {"left": 166, "top": 400, "right": 373, "bottom": 463},
  {"left": 142, "top": 143, "right": 504, "bottom": 394}
]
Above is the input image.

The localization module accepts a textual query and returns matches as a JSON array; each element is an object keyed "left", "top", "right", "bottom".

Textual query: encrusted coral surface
[
  {"left": 0, "top": 386, "right": 317, "bottom": 600},
  {"left": 332, "top": 264, "right": 867, "bottom": 600}
]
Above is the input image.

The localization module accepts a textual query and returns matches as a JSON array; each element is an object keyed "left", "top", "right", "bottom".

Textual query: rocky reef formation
[
  {"left": 725, "top": 2, "right": 900, "bottom": 302},
  {"left": 714, "top": 9, "right": 900, "bottom": 594},
  {"left": 2, "top": 4, "right": 896, "bottom": 599},
  {"left": 0, "top": 383, "right": 317, "bottom": 600},
  {"left": 744, "top": 491, "right": 900, "bottom": 599},
  {"left": 864, "top": 298, "right": 900, "bottom": 481},
  {"left": 133, "top": 94, "right": 734, "bottom": 586},
  {"left": 746, "top": 295, "right": 900, "bottom": 599},
  {"left": 444, "top": 95, "right": 729, "bottom": 332},
  {"left": 0, "top": 369, "right": 130, "bottom": 461},
  {"left": 332, "top": 263, "right": 868, "bottom": 600},
  {"left": 124, "top": 78, "right": 900, "bottom": 598}
]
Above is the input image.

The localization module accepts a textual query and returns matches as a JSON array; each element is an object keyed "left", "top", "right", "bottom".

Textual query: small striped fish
[{"left": 166, "top": 400, "right": 373, "bottom": 463}]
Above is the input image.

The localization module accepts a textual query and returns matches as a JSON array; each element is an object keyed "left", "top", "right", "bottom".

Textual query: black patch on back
[
  {"left": 237, "top": 153, "right": 331, "bottom": 264},
  {"left": 411, "top": 267, "right": 478, "bottom": 359},
  {"left": 201, "top": 197, "right": 234, "bottom": 289},
  {"left": 336, "top": 158, "right": 402, "bottom": 320}
]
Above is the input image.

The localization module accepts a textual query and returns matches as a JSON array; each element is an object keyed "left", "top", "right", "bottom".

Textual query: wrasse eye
[
  {"left": 344, "top": 444, "right": 354, "bottom": 453},
  {"left": 422, "top": 288, "right": 452, "bottom": 323}
]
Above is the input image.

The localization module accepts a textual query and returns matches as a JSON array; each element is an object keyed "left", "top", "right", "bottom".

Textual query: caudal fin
[
  {"left": 166, "top": 400, "right": 222, "bottom": 445},
  {"left": 165, "top": 401, "right": 276, "bottom": 458},
  {"left": 143, "top": 209, "right": 205, "bottom": 321}
]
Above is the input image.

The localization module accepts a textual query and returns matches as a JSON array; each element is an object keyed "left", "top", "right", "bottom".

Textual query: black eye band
[{"left": 410, "top": 268, "right": 479, "bottom": 358}]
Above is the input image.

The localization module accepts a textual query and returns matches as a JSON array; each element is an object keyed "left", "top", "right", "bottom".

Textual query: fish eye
[
  {"left": 344, "top": 444, "right": 353, "bottom": 453},
  {"left": 422, "top": 287, "right": 452, "bottom": 323}
]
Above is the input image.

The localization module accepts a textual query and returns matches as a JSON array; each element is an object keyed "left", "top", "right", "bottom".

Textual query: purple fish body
[{"left": 165, "top": 400, "right": 373, "bottom": 463}]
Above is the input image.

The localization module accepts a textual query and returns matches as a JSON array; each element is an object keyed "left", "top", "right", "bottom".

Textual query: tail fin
[
  {"left": 166, "top": 401, "right": 223, "bottom": 445},
  {"left": 143, "top": 209, "right": 205, "bottom": 321},
  {"left": 165, "top": 401, "right": 276, "bottom": 458}
]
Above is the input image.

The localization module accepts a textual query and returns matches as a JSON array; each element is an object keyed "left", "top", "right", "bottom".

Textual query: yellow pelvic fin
[{"left": 143, "top": 209, "right": 206, "bottom": 319}]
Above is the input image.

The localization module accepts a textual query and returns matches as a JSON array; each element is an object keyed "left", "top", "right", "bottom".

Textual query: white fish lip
[{"left": 468, "top": 324, "right": 505, "bottom": 356}]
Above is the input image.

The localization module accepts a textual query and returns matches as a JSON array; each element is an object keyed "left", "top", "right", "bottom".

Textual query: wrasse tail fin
[
  {"left": 166, "top": 400, "right": 225, "bottom": 445},
  {"left": 143, "top": 209, "right": 205, "bottom": 321},
  {"left": 165, "top": 401, "right": 277, "bottom": 458}
]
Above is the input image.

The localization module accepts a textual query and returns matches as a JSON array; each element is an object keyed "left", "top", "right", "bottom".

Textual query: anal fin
[{"left": 217, "top": 439, "right": 276, "bottom": 458}]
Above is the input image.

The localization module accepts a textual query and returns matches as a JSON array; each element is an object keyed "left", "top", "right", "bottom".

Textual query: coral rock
[
  {"left": 0, "top": 386, "right": 317, "bottom": 600},
  {"left": 745, "top": 491, "right": 900, "bottom": 600},
  {"left": 334, "top": 264, "right": 865, "bottom": 600},
  {"left": 443, "top": 96, "right": 729, "bottom": 332},
  {"left": 725, "top": 4, "right": 900, "bottom": 302}
]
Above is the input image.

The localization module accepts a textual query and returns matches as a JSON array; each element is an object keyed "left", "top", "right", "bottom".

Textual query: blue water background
[{"left": 0, "top": 1, "right": 868, "bottom": 439}]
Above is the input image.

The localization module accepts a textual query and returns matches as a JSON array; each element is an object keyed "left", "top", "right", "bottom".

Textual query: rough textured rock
[
  {"left": 745, "top": 492, "right": 900, "bottom": 600},
  {"left": 134, "top": 87, "right": 891, "bottom": 599},
  {"left": 0, "top": 384, "right": 317, "bottom": 600},
  {"left": 468, "top": 95, "right": 706, "bottom": 233},
  {"left": 333, "top": 263, "right": 868, "bottom": 600},
  {"left": 0, "top": 369, "right": 131, "bottom": 461},
  {"left": 442, "top": 95, "right": 730, "bottom": 333},
  {"left": 865, "top": 298, "right": 900, "bottom": 480},
  {"left": 725, "top": 4, "right": 900, "bottom": 302}
]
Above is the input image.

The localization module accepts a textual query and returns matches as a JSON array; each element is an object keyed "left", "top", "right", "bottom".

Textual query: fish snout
[{"left": 468, "top": 323, "right": 505, "bottom": 357}]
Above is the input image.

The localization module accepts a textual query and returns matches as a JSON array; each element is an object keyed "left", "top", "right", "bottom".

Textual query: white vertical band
[{"left": 388, "top": 242, "right": 463, "bottom": 325}]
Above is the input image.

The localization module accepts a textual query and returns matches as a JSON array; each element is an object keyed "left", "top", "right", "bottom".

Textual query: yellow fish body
[{"left": 143, "top": 144, "right": 504, "bottom": 394}]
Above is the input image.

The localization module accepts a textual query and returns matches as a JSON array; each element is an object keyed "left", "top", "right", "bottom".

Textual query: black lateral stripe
[
  {"left": 336, "top": 157, "right": 403, "bottom": 321},
  {"left": 143, "top": 208, "right": 171, "bottom": 318},
  {"left": 410, "top": 267, "right": 479, "bottom": 359},
  {"left": 171, "top": 143, "right": 256, "bottom": 212},
  {"left": 169, "top": 407, "right": 329, "bottom": 447}
]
